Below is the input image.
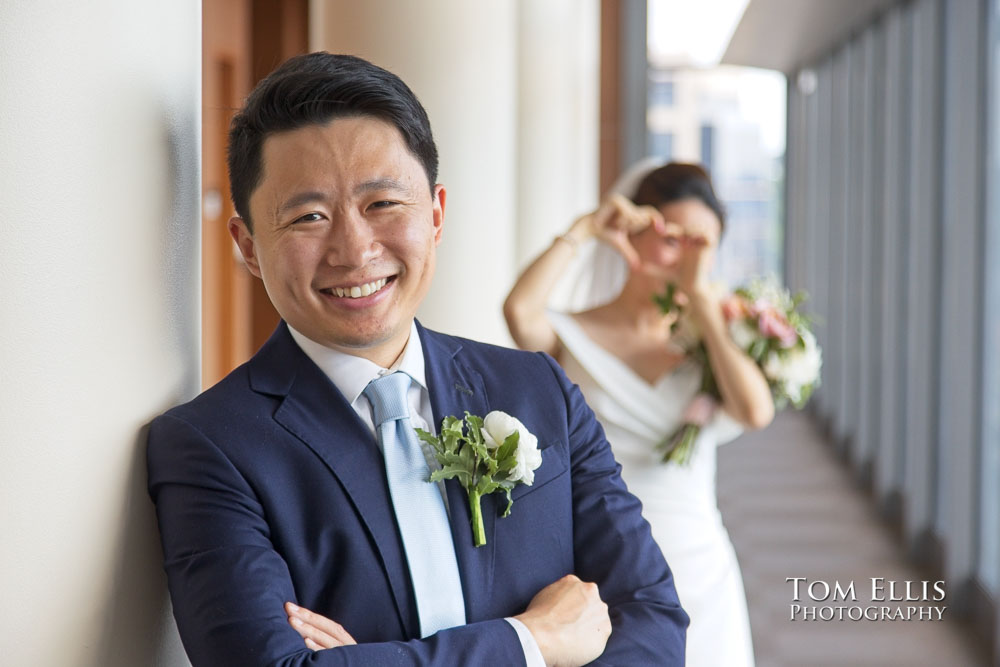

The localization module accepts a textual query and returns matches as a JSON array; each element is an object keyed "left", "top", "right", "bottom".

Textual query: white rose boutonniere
[
  {"left": 416, "top": 410, "right": 543, "bottom": 547},
  {"left": 481, "top": 412, "right": 543, "bottom": 485}
]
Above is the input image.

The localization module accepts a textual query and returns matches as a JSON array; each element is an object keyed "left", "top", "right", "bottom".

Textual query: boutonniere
[{"left": 416, "top": 411, "right": 542, "bottom": 547}]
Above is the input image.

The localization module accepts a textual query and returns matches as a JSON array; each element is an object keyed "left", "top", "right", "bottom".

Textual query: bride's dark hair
[{"left": 632, "top": 162, "right": 726, "bottom": 233}]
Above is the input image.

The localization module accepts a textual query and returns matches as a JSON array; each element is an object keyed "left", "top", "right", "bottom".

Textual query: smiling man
[
  {"left": 232, "top": 116, "right": 440, "bottom": 364},
  {"left": 147, "top": 53, "right": 687, "bottom": 666}
]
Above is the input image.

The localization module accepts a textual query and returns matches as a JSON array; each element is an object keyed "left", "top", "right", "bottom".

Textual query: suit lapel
[
  {"left": 249, "top": 324, "right": 417, "bottom": 638},
  {"left": 419, "top": 324, "right": 498, "bottom": 621}
]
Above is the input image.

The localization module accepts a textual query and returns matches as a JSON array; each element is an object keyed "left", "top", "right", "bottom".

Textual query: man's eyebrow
[
  {"left": 276, "top": 190, "right": 328, "bottom": 216},
  {"left": 355, "top": 177, "right": 413, "bottom": 196}
]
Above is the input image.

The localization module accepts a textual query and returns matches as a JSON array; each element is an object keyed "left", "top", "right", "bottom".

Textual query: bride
[{"left": 503, "top": 162, "right": 773, "bottom": 666}]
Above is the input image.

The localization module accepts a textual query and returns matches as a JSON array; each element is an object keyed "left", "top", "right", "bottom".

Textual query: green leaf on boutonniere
[{"left": 495, "top": 431, "right": 519, "bottom": 465}]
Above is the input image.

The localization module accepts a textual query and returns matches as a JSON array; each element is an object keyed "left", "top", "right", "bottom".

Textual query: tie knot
[{"left": 363, "top": 372, "right": 412, "bottom": 425}]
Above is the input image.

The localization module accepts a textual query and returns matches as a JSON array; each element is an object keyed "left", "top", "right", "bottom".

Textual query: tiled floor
[{"left": 717, "top": 411, "right": 990, "bottom": 667}]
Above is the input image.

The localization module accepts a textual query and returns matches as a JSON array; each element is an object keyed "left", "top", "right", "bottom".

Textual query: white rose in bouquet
[
  {"left": 729, "top": 319, "right": 759, "bottom": 351},
  {"left": 763, "top": 330, "right": 822, "bottom": 406}
]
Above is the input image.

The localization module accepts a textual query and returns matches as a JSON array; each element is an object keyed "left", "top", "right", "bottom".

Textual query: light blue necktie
[{"left": 363, "top": 372, "right": 466, "bottom": 637}]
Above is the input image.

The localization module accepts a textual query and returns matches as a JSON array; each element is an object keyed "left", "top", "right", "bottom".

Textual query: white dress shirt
[{"left": 287, "top": 321, "right": 543, "bottom": 666}]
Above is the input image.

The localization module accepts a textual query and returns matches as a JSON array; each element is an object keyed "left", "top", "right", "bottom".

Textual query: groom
[{"left": 147, "top": 52, "right": 687, "bottom": 666}]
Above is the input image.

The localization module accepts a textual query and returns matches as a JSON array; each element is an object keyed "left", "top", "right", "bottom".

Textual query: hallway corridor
[{"left": 717, "top": 412, "right": 989, "bottom": 667}]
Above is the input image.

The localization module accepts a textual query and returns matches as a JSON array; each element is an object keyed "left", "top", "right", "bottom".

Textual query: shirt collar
[{"left": 287, "top": 321, "right": 427, "bottom": 404}]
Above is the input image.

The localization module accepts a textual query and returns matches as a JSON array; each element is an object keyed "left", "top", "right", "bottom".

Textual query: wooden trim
[
  {"left": 252, "top": 0, "right": 309, "bottom": 84},
  {"left": 247, "top": 0, "right": 310, "bottom": 353},
  {"left": 201, "top": 0, "right": 309, "bottom": 387},
  {"left": 599, "top": 0, "right": 623, "bottom": 195},
  {"left": 202, "top": 0, "right": 254, "bottom": 389}
]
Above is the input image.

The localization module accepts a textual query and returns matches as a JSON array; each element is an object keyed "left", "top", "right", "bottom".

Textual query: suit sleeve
[
  {"left": 147, "top": 413, "right": 526, "bottom": 667},
  {"left": 538, "top": 353, "right": 690, "bottom": 665}
]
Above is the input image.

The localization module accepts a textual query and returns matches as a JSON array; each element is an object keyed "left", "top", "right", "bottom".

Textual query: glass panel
[
  {"left": 648, "top": 131, "right": 674, "bottom": 160},
  {"left": 980, "top": 0, "right": 1000, "bottom": 594},
  {"left": 903, "top": 0, "right": 943, "bottom": 542}
]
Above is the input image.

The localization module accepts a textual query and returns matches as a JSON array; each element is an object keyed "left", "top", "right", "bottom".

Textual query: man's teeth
[{"left": 332, "top": 278, "right": 388, "bottom": 298}]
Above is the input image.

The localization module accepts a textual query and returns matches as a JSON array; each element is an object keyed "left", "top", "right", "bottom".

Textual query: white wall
[
  {"left": 516, "top": 0, "right": 600, "bottom": 267},
  {"left": 0, "top": 2, "right": 200, "bottom": 666},
  {"left": 310, "top": 0, "right": 600, "bottom": 345}
]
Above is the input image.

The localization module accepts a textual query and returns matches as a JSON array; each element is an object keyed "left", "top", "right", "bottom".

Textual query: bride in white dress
[{"left": 504, "top": 162, "right": 773, "bottom": 666}]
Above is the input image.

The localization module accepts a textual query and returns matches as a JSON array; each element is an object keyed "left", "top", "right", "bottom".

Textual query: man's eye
[
  {"left": 369, "top": 200, "right": 398, "bottom": 210},
  {"left": 295, "top": 213, "right": 323, "bottom": 223}
]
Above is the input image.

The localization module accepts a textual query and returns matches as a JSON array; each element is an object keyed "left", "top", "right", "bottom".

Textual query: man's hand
[
  {"left": 284, "top": 602, "right": 358, "bottom": 651},
  {"left": 514, "top": 574, "right": 612, "bottom": 667}
]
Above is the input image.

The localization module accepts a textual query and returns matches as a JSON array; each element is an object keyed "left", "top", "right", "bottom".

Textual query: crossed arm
[{"left": 284, "top": 575, "right": 611, "bottom": 666}]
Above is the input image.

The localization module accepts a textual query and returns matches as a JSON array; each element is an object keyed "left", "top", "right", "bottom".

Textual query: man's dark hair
[
  {"left": 227, "top": 52, "right": 439, "bottom": 231},
  {"left": 632, "top": 162, "right": 727, "bottom": 233}
]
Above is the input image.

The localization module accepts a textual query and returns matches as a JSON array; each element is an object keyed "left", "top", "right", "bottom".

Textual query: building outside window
[
  {"left": 649, "top": 72, "right": 675, "bottom": 106},
  {"left": 648, "top": 130, "right": 674, "bottom": 160},
  {"left": 699, "top": 123, "right": 715, "bottom": 173}
]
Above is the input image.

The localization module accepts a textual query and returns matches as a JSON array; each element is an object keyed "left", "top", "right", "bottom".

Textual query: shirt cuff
[{"left": 505, "top": 617, "right": 545, "bottom": 667}]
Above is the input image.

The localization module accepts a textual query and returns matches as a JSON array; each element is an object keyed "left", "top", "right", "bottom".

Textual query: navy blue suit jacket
[{"left": 147, "top": 322, "right": 688, "bottom": 665}]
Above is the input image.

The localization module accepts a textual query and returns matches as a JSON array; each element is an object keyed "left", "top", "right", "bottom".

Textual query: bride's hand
[
  {"left": 672, "top": 213, "right": 720, "bottom": 303},
  {"left": 675, "top": 234, "right": 714, "bottom": 299},
  {"left": 571, "top": 194, "right": 663, "bottom": 269}
]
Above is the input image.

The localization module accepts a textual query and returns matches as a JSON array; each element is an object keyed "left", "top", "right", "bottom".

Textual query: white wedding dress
[{"left": 549, "top": 311, "right": 755, "bottom": 667}]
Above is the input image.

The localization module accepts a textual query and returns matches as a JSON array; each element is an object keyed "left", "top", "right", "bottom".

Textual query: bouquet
[{"left": 657, "top": 276, "right": 822, "bottom": 464}]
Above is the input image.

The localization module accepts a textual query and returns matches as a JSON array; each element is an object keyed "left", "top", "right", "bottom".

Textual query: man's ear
[
  {"left": 228, "top": 216, "right": 262, "bottom": 278},
  {"left": 432, "top": 184, "right": 446, "bottom": 245}
]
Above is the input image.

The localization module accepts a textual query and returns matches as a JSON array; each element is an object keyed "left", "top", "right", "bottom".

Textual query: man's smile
[{"left": 321, "top": 276, "right": 394, "bottom": 299}]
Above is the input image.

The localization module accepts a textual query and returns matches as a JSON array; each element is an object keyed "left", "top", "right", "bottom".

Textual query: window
[
  {"left": 699, "top": 123, "right": 715, "bottom": 173},
  {"left": 648, "top": 131, "right": 674, "bottom": 159},
  {"left": 649, "top": 76, "right": 675, "bottom": 106},
  {"left": 980, "top": 0, "right": 1000, "bottom": 594}
]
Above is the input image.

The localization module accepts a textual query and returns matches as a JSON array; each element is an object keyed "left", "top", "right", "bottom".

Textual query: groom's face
[{"left": 229, "top": 115, "right": 445, "bottom": 365}]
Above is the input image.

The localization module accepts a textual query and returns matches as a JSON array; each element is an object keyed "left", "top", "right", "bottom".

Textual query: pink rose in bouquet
[{"left": 756, "top": 307, "right": 798, "bottom": 348}]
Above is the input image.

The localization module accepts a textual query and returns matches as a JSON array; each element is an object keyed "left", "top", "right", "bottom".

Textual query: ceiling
[{"left": 721, "top": 0, "right": 901, "bottom": 74}]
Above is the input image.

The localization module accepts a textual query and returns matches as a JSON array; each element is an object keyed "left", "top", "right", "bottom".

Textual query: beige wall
[
  {"left": 310, "top": 0, "right": 599, "bottom": 345},
  {"left": 0, "top": 2, "right": 200, "bottom": 665},
  {"left": 516, "top": 0, "right": 600, "bottom": 268}
]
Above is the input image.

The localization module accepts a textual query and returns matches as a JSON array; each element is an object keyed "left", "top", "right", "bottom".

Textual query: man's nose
[{"left": 326, "top": 210, "right": 378, "bottom": 268}]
